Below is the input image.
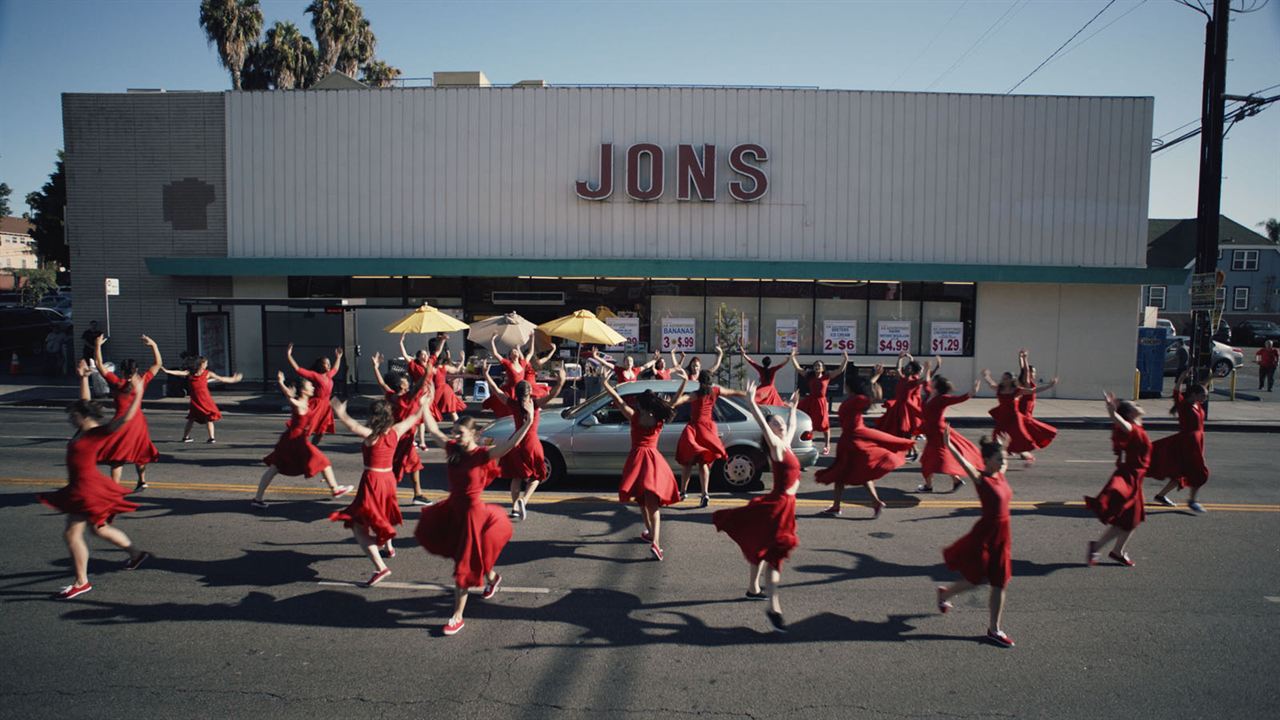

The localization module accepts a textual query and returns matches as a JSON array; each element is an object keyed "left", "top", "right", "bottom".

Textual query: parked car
[
  {"left": 1231, "top": 319, "right": 1280, "bottom": 347},
  {"left": 1155, "top": 318, "right": 1177, "bottom": 336},
  {"left": 37, "top": 293, "right": 73, "bottom": 317},
  {"left": 0, "top": 306, "right": 66, "bottom": 358},
  {"left": 480, "top": 379, "right": 819, "bottom": 492},
  {"left": 1163, "top": 336, "right": 1245, "bottom": 378},
  {"left": 1213, "top": 319, "right": 1232, "bottom": 344}
]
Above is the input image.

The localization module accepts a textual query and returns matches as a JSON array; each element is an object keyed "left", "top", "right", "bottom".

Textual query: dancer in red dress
[
  {"left": 38, "top": 362, "right": 152, "bottom": 599},
  {"left": 415, "top": 408, "right": 534, "bottom": 636},
  {"left": 815, "top": 365, "right": 917, "bottom": 518},
  {"left": 371, "top": 352, "right": 432, "bottom": 507},
  {"left": 329, "top": 395, "right": 430, "bottom": 586},
  {"left": 286, "top": 343, "right": 342, "bottom": 445},
  {"left": 1085, "top": 392, "right": 1150, "bottom": 567},
  {"left": 935, "top": 429, "right": 1016, "bottom": 648},
  {"left": 647, "top": 354, "right": 673, "bottom": 380},
  {"left": 876, "top": 351, "right": 934, "bottom": 461},
  {"left": 712, "top": 384, "right": 803, "bottom": 632},
  {"left": 1015, "top": 350, "right": 1059, "bottom": 449},
  {"left": 791, "top": 351, "right": 849, "bottom": 454},
  {"left": 671, "top": 345, "right": 724, "bottom": 381},
  {"left": 917, "top": 375, "right": 984, "bottom": 492},
  {"left": 672, "top": 370, "right": 749, "bottom": 507},
  {"left": 741, "top": 347, "right": 792, "bottom": 406},
  {"left": 602, "top": 375, "right": 689, "bottom": 560},
  {"left": 251, "top": 372, "right": 352, "bottom": 508},
  {"left": 481, "top": 335, "right": 556, "bottom": 418},
  {"left": 483, "top": 362, "right": 567, "bottom": 521},
  {"left": 981, "top": 369, "right": 1049, "bottom": 463},
  {"left": 93, "top": 334, "right": 162, "bottom": 491},
  {"left": 588, "top": 349, "right": 652, "bottom": 384},
  {"left": 430, "top": 344, "right": 468, "bottom": 422},
  {"left": 400, "top": 333, "right": 438, "bottom": 447},
  {"left": 1148, "top": 370, "right": 1210, "bottom": 513},
  {"left": 161, "top": 356, "right": 243, "bottom": 444}
]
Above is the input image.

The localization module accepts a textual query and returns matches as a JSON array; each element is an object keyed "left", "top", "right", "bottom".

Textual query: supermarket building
[{"left": 63, "top": 75, "right": 1181, "bottom": 396}]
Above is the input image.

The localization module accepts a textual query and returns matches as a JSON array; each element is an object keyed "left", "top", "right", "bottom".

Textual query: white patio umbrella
[{"left": 466, "top": 312, "right": 537, "bottom": 355}]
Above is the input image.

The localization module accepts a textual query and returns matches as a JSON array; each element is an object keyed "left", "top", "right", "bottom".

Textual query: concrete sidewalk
[{"left": 2, "top": 375, "right": 1277, "bottom": 431}]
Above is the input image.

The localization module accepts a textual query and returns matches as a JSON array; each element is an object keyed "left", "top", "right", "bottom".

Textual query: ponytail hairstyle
[
  {"left": 635, "top": 389, "right": 675, "bottom": 423},
  {"left": 446, "top": 416, "right": 479, "bottom": 464},
  {"left": 513, "top": 380, "right": 533, "bottom": 403},
  {"left": 67, "top": 399, "right": 105, "bottom": 421},
  {"left": 932, "top": 375, "right": 954, "bottom": 395},
  {"left": 118, "top": 358, "right": 139, "bottom": 382},
  {"left": 978, "top": 435, "right": 1005, "bottom": 463},
  {"left": 904, "top": 360, "right": 923, "bottom": 377},
  {"left": 1116, "top": 400, "right": 1143, "bottom": 422},
  {"left": 696, "top": 369, "right": 714, "bottom": 395},
  {"left": 761, "top": 356, "right": 773, "bottom": 368},
  {"left": 367, "top": 399, "right": 396, "bottom": 437}
]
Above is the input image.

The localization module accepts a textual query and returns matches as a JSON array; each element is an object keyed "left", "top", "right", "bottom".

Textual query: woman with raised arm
[
  {"left": 1014, "top": 351, "right": 1059, "bottom": 449},
  {"left": 935, "top": 428, "right": 1015, "bottom": 649},
  {"left": 251, "top": 372, "right": 352, "bottom": 509},
  {"left": 981, "top": 369, "right": 1044, "bottom": 463},
  {"left": 286, "top": 343, "right": 342, "bottom": 445},
  {"left": 371, "top": 352, "right": 432, "bottom": 507},
  {"left": 429, "top": 340, "right": 468, "bottom": 423},
  {"left": 793, "top": 351, "right": 849, "bottom": 455},
  {"left": 414, "top": 405, "right": 534, "bottom": 636},
  {"left": 38, "top": 362, "right": 152, "bottom": 599},
  {"left": 673, "top": 370, "right": 750, "bottom": 507},
  {"left": 917, "top": 375, "right": 984, "bottom": 493},
  {"left": 876, "top": 352, "right": 932, "bottom": 461},
  {"left": 647, "top": 354, "right": 673, "bottom": 380},
  {"left": 741, "top": 347, "right": 791, "bottom": 407},
  {"left": 815, "top": 365, "right": 916, "bottom": 518},
  {"left": 1148, "top": 370, "right": 1211, "bottom": 513},
  {"left": 483, "top": 361, "right": 567, "bottom": 521},
  {"left": 162, "top": 355, "right": 243, "bottom": 444},
  {"left": 712, "top": 383, "right": 802, "bottom": 633},
  {"left": 602, "top": 374, "right": 689, "bottom": 560},
  {"left": 329, "top": 395, "right": 431, "bottom": 586},
  {"left": 588, "top": 349, "right": 648, "bottom": 384},
  {"left": 672, "top": 346, "right": 724, "bottom": 381},
  {"left": 94, "top": 334, "right": 161, "bottom": 491},
  {"left": 1084, "top": 392, "right": 1151, "bottom": 567},
  {"left": 400, "top": 333, "right": 435, "bottom": 448}
]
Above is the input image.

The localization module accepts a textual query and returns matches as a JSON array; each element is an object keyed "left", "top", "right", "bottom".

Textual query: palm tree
[
  {"left": 360, "top": 60, "right": 401, "bottom": 88},
  {"left": 335, "top": 17, "right": 375, "bottom": 77},
  {"left": 240, "top": 43, "right": 272, "bottom": 90},
  {"left": 198, "top": 0, "right": 264, "bottom": 90},
  {"left": 305, "top": 0, "right": 361, "bottom": 79},
  {"left": 263, "top": 21, "right": 317, "bottom": 90},
  {"left": 1258, "top": 218, "right": 1280, "bottom": 243}
]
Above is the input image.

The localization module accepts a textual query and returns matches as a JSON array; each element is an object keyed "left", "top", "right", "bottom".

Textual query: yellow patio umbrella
[
  {"left": 537, "top": 309, "right": 626, "bottom": 346},
  {"left": 383, "top": 303, "right": 470, "bottom": 334}
]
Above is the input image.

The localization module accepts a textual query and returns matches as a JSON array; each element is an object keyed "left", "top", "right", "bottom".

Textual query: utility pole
[{"left": 1190, "top": 0, "right": 1230, "bottom": 386}]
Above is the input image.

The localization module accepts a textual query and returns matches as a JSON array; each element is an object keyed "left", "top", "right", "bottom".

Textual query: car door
[{"left": 568, "top": 400, "right": 633, "bottom": 473}]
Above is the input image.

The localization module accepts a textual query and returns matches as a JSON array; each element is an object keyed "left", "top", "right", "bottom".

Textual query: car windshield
[{"left": 562, "top": 389, "right": 612, "bottom": 418}]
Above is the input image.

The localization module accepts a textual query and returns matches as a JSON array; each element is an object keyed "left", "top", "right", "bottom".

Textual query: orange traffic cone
[{"left": 8, "top": 352, "right": 19, "bottom": 375}]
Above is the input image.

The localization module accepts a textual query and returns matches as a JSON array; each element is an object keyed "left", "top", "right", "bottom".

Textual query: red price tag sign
[
  {"left": 931, "top": 337, "right": 960, "bottom": 353},
  {"left": 823, "top": 338, "right": 856, "bottom": 352},
  {"left": 877, "top": 338, "right": 911, "bottom": 353}
]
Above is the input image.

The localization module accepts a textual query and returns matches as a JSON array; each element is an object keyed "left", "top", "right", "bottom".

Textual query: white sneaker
[
  {"left": 516, "top": 497, "right": 527, "bottom": 521},
  {"left": 1189, "top": 501, "right": 1207, "bottom": 514},
  {"left": 1154, "top": 495, "right": 1176, "bottom": 507}
]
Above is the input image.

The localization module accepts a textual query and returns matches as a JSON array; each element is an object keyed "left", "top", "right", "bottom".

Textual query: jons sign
[{"left": 575, "top": 143, "right": 768, "bottom": 203}]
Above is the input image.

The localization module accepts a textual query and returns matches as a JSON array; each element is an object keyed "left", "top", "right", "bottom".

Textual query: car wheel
[
  {"left": 714, "top": 446, "right": 765, "bottom": 493},
  {"left": 1212, "top": 359, "right": 1232, "bottom": 378},
  {"left": 542, "top": 442, "right": 567, "bottom": 485}
]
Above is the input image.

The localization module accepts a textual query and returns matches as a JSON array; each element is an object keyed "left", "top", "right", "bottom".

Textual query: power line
[
  {"left": 1006, "top": 1, "right": 1118, "bottom": 94},
  {"left": 890, "top": 0, "right": 971, "bottom": 88},
  {"left": 1048, "top": 0, "right": 1150, "bottom": 66},
  {"left": 1152, "top": 83, "right": 1278, "bottom": 144},
  {"left": 925, "top": 0, "right": 1028, "bottom": 91}
]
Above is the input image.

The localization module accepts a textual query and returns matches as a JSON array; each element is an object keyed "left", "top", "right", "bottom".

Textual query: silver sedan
[{"left": 480, "top": 380, "right": 819, "bottom": 492}]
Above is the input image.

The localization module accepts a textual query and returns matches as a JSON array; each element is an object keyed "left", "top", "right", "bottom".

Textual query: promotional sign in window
[
  {"left": 929, "top": 322, "right": 964, "bottom": 356},
  {"left": 605, "top": 316, "right": 641, "bottom": 352},
  {"left": 661, "top": 318, "right": 697, "bottom": 352},
  {"left": 774, "top": 319, "right": 799, "bottom": 353},
  {"left": 822, "top": 320, "right": 858, "bottom": 354},
  {"left": 876, "top": 320, "right": 912, "bottom": 354}
]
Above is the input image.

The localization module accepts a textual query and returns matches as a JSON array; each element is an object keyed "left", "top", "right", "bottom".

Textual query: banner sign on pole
[
  {"left": 822, "top": 320, "right": 858, "bottom": 353},
  {"left": 930, "top": 322, "right": 964, "bottom": 356},
  {"left": 774, "top": 319, "right": 799, "bottom": 353},
  {"left": 876, "top": 320, "right": 912, "bottom": 354},
  {"left": 660, "top": 318, "right": 696, "bottom": 352},
  {"left": 605, "top": 316, "right": 640, "bottom": 352},
  {"left": 104, "top": 278, "right": 120, "bottom": 296},
  {"left": 1189, "top": 272, "right": 1216, "bottom": 311}
]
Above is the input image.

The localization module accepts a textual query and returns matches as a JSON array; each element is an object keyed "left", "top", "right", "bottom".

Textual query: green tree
[
  {"left": 360, "top": 59, "right": 401, "bottom": 88},
  {"left": 713, "top": 304, "right": 747, "bottom": 389},
  {"left": 1258, "top": 218, "right": 1280, "bottom": 243},
  {"left": 240, "top": 43, "right": 273, "bottom": 90},
  {"left": 0, "top": 182, "right": 11, "bottom": 216},
  {"left": 13, "top": 268, "right": 57, "bottom": 307},
  {"left": 199, "top": 0, "right": 265, "bottom": 90},
  {"left": 25, "top": 152, "right": 67, "bottom": 268},
  {"left": 263, "top": 21, "right": 317, "bottom": 90},
  {"left": 306, "top": 0, "right": 362, "bottom": 79},
  {"left": 335, "top": 17, "right": 375, "bottom": 77}
]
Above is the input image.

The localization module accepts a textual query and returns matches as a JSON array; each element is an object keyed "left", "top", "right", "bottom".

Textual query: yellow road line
[{"left": 4, "top": 477, "right": 1279, "bottom": 513}]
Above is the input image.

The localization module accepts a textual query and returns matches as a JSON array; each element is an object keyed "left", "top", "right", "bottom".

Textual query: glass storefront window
[
  {"left": 815, "top": 281, "right": 868, "bottom": 355},
  {"left": 760, "top": 281, "right": 814, "bottom": 353},
  {"left": 706, "top": 280, "right": 760, "bottom": 352},
  {"left": 868, "top": 282, "right": 922, "bottom": 355}
]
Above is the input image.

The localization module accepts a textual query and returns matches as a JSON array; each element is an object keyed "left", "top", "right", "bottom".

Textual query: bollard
[
  {"left": 1229, "top": 368, "right": 1236, "bottom": 401},
  {"left": 1133, "top": 368, "right": 1140, "bottom": 400}
]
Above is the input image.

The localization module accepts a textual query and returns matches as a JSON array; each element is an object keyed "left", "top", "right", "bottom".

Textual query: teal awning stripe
[{"left": 144, "top": 257, "right": 1186, "bottom": 285}]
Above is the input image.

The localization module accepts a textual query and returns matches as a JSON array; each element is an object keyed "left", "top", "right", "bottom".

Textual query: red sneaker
[
  {"left": 56, "top": 582, "right": 92, "bottom": 600},
  {"left": 639, "top": 530, "right": 652, "bottom": 543},
  {"left": 482, "top": 573, "right": 502, "bottom": 599},
  {"left": 365, "top": 568, "right": 392, "bottom": 587},
  {"left": 332, "top": 485, "right": 354, "bottom": 499},
  {"left": 1109, "top": 551, "right": 1135, "bottom": 567},
  {"left": 384, "top": 544, "right": 396, "bottom": 559},
  {"left": 443, "top": 618, "right": 465, "bottom": 636},
  {"left": 650, "top": 543, "right": 664, "bottom": 561},
  {"left": 986, "top": 630, "right": 1015, "bottom": 648}
]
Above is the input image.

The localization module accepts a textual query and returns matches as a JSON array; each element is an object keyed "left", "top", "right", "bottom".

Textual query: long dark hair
[
  {"left": 696, "top": 370, "right": 714, "bottom": 395},
  {"left": 67, "top": 399, "right": 105, "bottom": 421},
  {"left": 310, "top": 356, "right": 328, "bottom": 373},
  {"left": 117, "top": 358, "right": 138, "bottom": 382},
  {"left": 1171, "top": 383, "right": 1207, "bottom": 415},
  {"left": 978, "top": 435, "right": 1004, "bottom": 463},
  {"left": 848, "top": 370, "right": 875, "bottom": 399},
  {"left": 367, "top": 399, "right": 396, "bottom": 437},
  {"left": 904, "top": 360, "right": 923, "bottom": 377},
  {"left": 446, "top": 416, "right": 478, "bottom": 464},
  {"left": 761, "top": 356, "right": 773, "bottom": 368},
  {"left": 635, "top": 389, "right": 675, "bottom": 422},
  {"left": 932, "top": 375, "right": 954, "bottom": 394}
]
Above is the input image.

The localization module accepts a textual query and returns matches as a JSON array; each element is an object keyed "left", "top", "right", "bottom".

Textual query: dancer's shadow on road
[
  {"left": 132, "top": 496, "right": 342, "bottom": 524},
  {"left": 788, "top": 548, "right": 1077, "bottom": 589}
]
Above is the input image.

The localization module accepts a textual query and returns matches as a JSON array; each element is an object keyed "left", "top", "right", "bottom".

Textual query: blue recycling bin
[{"left": 1136, "top": 327, "right": 1166, "bottom": 398}]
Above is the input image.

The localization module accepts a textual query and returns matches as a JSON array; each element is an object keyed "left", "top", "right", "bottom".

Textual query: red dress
[
  {"left": 1085, "top": 424, "right": 1151, "bottom": 531},
  {"left": 498, "top": 400, "right": 547, "bottom": 481},
  {"left": 186, "top": 370, "right": 222, "bottom": 423},
  {"left": 618, "top": 410, "right": 681, "bottom": 506},
  {"left": 712, "top": 449, "right": 801, "bottom": 570},
  {"left": 918, "top": 394, "right": 982, "bottom": 478},
  {"left": 1016, "top": 384, "right": 1058, "bottom": 449},
  {"left": 748, "top": 360, "right": 785, "bottom": 406},
  {"left": 612, "top": 365, "right": 641, "bottom": 384},
  {"left": 330, "top": 431, "right": 404, "bottom": 544},
  {"left": 942, "top": 471, "right": 1012, "bottom": 588},
  {"left": 676, "top": 387, "right": 729, "bottom": 467},
  {"left": 263, "top": 407, "right": 331, "bottom": 477},
  {"left": 97, "top": 370, "right": 160, "bottom": 467},
  {"left": 1146, "top": 389, "right": 1209, "bottom": 490},
  {"left": 988, "top": 392, "right": 1043, "bottom": 454},
  {"left": 431, "top": 364, "right": 467, "bottom": 418},
  {"left": 651, "top": 368, "right": 672, "bottom": 380},
  {"left": 295, "top": 366, "right": 337, "bottom": 437},
  {"left": 38, "top": 426, "right": 141, "bottom": 528},
  {"left": 482, "top": 358, "right": 547, "bottom": 418},
  {"left": 797, "top": 374, "right": 831, "bottom": 432},
  {"left": 414, "top": 444, "right": 513, "bottom": 588},
  {"left": 815, "top": 395, "right": 914, "bottom": 486},
  {"left": 387, "top": 390, "right": 424, "bottom": 480},
  {"left": 876, "top": 375, "right": 925, "bottom": 438}
]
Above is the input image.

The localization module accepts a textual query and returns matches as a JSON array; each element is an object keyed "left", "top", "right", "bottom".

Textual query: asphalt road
[{"left": 0, "top": 406, "right": 1276, "bottom": 720}]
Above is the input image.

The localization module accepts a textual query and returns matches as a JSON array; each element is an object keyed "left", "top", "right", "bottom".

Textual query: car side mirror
[{"left": 580, "top": 414, "right": 600, "bottom": 427}]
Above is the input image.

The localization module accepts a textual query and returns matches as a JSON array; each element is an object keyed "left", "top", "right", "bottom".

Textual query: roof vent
[
  {"left": 513, "top": 79, "right": 547, "bottom": 88},
  {"left": 433, "top": 71, "right": 491, "bottom": 88}
]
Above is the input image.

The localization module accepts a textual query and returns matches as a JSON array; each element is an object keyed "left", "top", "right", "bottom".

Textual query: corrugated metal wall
[{"left": 226, "top": 88, "right": 1152, "bottom": 268}]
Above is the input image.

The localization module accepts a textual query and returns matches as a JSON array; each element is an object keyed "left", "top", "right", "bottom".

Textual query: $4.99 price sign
[
  {"left": 660, "top": 318, "right": 696, "bottom": 352},
  {"left": 876, "top": 321, "right": 912, "bottom": 354},
  {"left": 822, "top": 320, "right": 857, "bottom": 353},
  {"left": 929, "top": 322, "right": 964, "bottom": 356}
]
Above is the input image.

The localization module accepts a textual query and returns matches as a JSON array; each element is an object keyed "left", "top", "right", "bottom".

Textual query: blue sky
[{"left": 1, "top": 0, "right": 1276, "bottom": 228}]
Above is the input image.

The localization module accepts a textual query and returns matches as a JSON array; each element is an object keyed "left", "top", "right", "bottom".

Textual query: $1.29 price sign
[{"left": 929, "top": 322, "right": 964, "bottom": 356}]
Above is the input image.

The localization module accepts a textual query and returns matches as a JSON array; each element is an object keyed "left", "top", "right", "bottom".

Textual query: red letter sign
[
  {"left": 727, "top": 144, "right": 768, "bottom": 202},
  {"left": 676, "top": 144, "right": 716, "bottom": 201},
  {"left": 575, "top": 143, "right": 614, "bottom": 200},
  {"left": 626, "top": 143, "right": 664, "bottom": 201}
]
